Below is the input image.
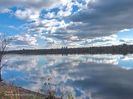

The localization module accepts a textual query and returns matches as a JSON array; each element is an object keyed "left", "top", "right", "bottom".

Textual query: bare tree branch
[
  {"left": 0, "top": 34, "right": 11, "bottom": 68},
  {"left": 0, "top": 33, "right": 12, "bottom": 81}
]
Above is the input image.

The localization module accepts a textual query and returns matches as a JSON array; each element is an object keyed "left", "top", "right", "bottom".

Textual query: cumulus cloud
[
  {"left": 10, "top": 34, "right": 37, "bottom": 49},
  {"left": 65, "top": 0, "right": 133, "bottom": 39},
  {"left": 15, "top": 8, "right": 40, "bottom": 20},
  {"left": 0, "top": 0, "right": 72, "bottom": 20},
  {"left": 40, "top": 0, "right": 133, "bottom": 47},
  {"left": 1, "top": 0, "right": 133, "bottom": 48}
]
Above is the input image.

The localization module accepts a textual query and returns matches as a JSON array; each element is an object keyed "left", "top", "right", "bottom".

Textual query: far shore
[{"left": 4, "top": 44, "right": 133, "bottom": 55}]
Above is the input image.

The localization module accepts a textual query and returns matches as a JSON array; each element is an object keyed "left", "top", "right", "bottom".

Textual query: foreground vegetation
[
  {"left": 0, "top": 81, "right": 45, "bottom": 99},
  {"left": 0, "top": 81, "right": 61, "bottom": 99}
]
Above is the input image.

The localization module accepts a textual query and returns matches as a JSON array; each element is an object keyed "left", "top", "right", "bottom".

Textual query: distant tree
[{"left": 0, "top": 34, "right": 11, "bottom": 81}]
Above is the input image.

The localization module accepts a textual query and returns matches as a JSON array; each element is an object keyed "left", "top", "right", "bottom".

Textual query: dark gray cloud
[
  {"left": 0, "top": 0, "right": 60, "bottom": 10},
  {"left": 61, "top": 0, "right": 133, "bottom": 39}
]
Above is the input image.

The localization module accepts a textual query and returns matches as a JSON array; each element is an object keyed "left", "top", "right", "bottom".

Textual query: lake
[{"left": 2, "top": 54, "right": 133, "bottom": 99}]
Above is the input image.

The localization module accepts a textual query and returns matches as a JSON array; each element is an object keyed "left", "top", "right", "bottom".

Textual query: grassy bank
[{"left": 0, "top": 81, "right": 60, "bottom": 99}]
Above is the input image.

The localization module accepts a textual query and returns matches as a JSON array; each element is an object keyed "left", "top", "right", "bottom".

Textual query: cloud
[
  {"left": 1, "top": 0, "right": 133, "bottom": 48},
  {"left": 0, "top": 8, "right": 12, "bottom": 13},
  {"left": 0, "top": 0, "right": 72, "bottom": 20},
  {"left": 15, "top": 8, "right": 40, "bottom": 20},
  {"left": 10, "top": 34, "right": 37, "bottom": 49},
  {"left": 119, "top": 29, "right": 131, "bottom": 33},
  {"left": 64, "top": 0, "right": 133, "bottom": 39},
  {"left": 0, "top": 0, "right": 63, "bottom": 10}
]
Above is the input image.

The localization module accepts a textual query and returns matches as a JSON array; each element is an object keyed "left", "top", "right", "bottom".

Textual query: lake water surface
[{"left": 2, "top": 54, "right": 133, "bottom": 99}]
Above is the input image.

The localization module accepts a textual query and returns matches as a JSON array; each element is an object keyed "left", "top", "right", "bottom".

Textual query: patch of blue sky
[
  {"left": 117, "top": 29, "right": 133, "bottom": 40},
  {"left": 40, "top": 9, "right": 48, "bottom": 18},
  {"left": 0, "top": 13, "right": 26, "bottom": 26},
  {"left": 10, "top": 6, "right": 18, "bottom": 12},
  {"left": 49, "top": 7, "right": 60, "bottom": 14},
  {"left": 0, "top": 13, "right": 27, "bottom": 36},
  {"left": 0, "top": 25, "right": 23, "bottom": 36},
  {"left": 77, "top": 0, "right": 87, "bottom": 4},
  {"left": 40, "top": 7, "right": 60, "bottom": 19},
  {"left": 37, "top": 39, "right": 48, "bottom": 48},
  {"left": 72, "top": 5, "right": 79, "bottom": 14}
]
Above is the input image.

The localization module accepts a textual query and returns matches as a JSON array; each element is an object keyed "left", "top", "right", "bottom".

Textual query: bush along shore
[{"left": 0, "top": 81, "right": 61, "bottom": 99}]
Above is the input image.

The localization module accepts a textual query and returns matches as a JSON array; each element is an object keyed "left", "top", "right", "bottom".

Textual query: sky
[{"left": 0, "top": 0, "right": 133, "bottom": 49}]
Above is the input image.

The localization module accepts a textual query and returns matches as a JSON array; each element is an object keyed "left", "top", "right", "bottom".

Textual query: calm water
[{"left": 2, "top": 54, "right": 133, "bottom": 99}]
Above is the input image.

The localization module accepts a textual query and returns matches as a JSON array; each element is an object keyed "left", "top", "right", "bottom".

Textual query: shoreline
[
  {"left": 4, "top": 44, "right": 133, "bottom": 55},
  {"left": 0, "top": 81, "right": 61, "bottom": 99}
]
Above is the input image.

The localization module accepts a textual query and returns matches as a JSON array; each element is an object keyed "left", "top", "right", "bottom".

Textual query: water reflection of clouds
[
  {"left": 4, "top": 55, "right": 38, "bottom": 71},
  {"left": 2, "top": 54, "right": 133, "bottom": 99},
  {"left": 45, "top": 54, "right": 121, "bottom": 65}
]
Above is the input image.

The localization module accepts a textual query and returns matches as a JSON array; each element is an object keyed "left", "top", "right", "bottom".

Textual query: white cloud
[
  {"left": 119, "top": 29, "right": 131, "bottom": 33},
  {"left": 0, "top": 8, "right": 12, "bottom": 13},
  {"left": 57, "top": 0, "right": 73, "bottom": 17},
  {"left": 44, "top": 12, "right": 56, "bottom": 19},
  {"left": 10, "top": 34, "right": 37, "bottom": 49},
  {"left": 15, "top": 8, "right": 40, "bottom": 20},
  {"left": 57, "top": 10, "right": 71, "bottom": 17}
]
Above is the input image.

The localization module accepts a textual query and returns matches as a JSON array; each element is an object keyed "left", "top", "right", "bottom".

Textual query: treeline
[{"left": 4, "top": 44, "right": 133, "bottom": 55}]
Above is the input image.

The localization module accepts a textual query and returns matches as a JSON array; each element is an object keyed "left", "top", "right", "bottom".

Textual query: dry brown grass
[
  {"left": 0, "top": 82, "right": 62, "bottom": 99},
  {"left": 0, "top": 82, "right": 46, "bottom": 99}
]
